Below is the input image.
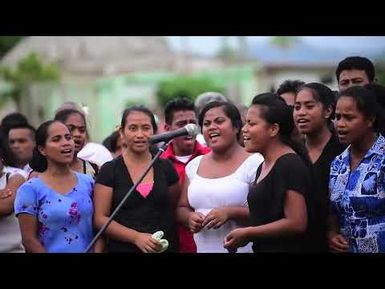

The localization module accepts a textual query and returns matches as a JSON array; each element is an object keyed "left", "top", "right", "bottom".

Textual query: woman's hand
[
  {"left": 329, "top": 233, "right": 349, "bottom": 253},
  {"left": 188, "top": 212, "right": 205, "bottom": 233},
  {"left": 0, "top": 188, "right": 13, "bottom": 199},
  {"left": 133, "top": 232, "right": 162, "bottom": 253},
  {"left": 202, "top": 208, "right": 229, "bottom": 229},
  {"left": 223, "top": 227, "right": 250, "bottom": 252}
]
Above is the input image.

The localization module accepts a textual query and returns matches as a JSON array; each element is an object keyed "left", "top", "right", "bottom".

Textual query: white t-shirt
[
  {"left": 0, "top": 168, "right": 26, "bottom": 253},
  {"left": 175, "top": 154, "right": 193, "bottom": 164},
  {"left": 77, "top": 142, "right": 113, "bottom": 168},
  {"left": 3, "top": 166, "right": 28, "bottom": 180},
  {"left": 186, "top": 153, "right": 264, "bottom": 253},
  {"left": 22, "top": 164, "right": 33, "bottom": 175}
]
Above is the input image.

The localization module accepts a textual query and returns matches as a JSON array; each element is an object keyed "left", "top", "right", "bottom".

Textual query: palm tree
[{"left": 0, "top": 52, "right": 60, "bottom": 111}]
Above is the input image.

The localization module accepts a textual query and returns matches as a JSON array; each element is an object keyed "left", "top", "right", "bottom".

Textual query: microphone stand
[{"left": 84, "top": 141, "right": 170, "bottom": 253}]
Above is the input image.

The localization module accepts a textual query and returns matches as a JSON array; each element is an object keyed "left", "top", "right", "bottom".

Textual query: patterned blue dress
[
  {"left": 14, "top": 172, "right": 94, "bottom": 253},
  {"left": 329, "top": 134, "right": 385, "bottom": 253}
]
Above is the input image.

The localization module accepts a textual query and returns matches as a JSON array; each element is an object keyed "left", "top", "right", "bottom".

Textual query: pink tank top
[{"left": 136, "top": 182, "right": 153, "bottom": 198}]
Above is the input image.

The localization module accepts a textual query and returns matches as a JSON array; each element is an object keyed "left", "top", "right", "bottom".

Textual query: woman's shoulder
[
  {"left": 235, "top": 152, "right": 263, "bottom": 172},
  {"left": 275, "top": 153, "right": 307, "bottom": 170},
  {"left": 184, "top": 155, "right": 204, "bottom": 178},
  {"left": 244, "top": 152, "right": 264, "bottom": 165},
  {"left": 21, "top": 176, "right": 41, "bottom": 186},
  {"left": 332, "top": 146, "right": 349, "bottom": 163},
  {"left": 17, "top": 176, "right": 43, "bottom": 194},
  {"left": 279, "top": 152, "right": 302, "bottom": 161},
  {"left": 189, "top": 154, "right": 204, "bottom": 165},
  {"left": 156, "top": 157, "right": 180, "bottom": 173},
  {"left": 73, "top": 172, "right": 94, "bottom": 197},
  {"left": 74, "top": 171, "right": 94, "bottom": 184},
  {"left": 186, "top": 154, "right": 204, "bottom": 169},
  {"left": 100, "top": 156, "right": 124, "bottom": 170}
]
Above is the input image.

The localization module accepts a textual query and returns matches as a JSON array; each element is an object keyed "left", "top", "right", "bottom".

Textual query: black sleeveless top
[{"left": 96, "top": 156, "right": 179, "bottom": 252}]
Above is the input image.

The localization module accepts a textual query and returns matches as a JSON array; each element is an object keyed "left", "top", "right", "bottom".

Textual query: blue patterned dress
[
  {"left": 14, "top": 172, "right": 94, "bottom": 253},
  {"left": 329, "top": 134, "right": 385, "bottom": 253}
]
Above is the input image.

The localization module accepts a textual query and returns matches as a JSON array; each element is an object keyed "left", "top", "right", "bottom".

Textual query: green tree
[
  {"left": 0, "top": 36, "right": 24, "bottom": 59},
  {"left": 270, "top": 36, "right": 298, "bottom": 49},
  {"left": 0, "top": 52, "right": 60, "bottom": 110},
  {"left": 156, "top": 76, "right": 224, "bottom": 108}
]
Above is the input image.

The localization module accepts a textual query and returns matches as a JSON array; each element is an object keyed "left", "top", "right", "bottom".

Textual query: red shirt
[{"left": 161, "top": 141, "right": 210, "bottom": 253}]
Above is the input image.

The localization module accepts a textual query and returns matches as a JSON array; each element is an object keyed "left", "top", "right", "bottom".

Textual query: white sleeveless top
[
  {"left": 0, "top": 168, "right": 26, "bottom": 253},
  {"left": 186, "top": 153, "right": 263, "bottom": 253}
]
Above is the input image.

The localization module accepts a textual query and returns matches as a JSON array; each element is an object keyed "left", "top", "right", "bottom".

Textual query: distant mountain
[
  {"left": 302, "top": 36, "right": 385, "bottom": 56},
  {"left": 247, "top": 37, "right": 385, "bottom": 65}
]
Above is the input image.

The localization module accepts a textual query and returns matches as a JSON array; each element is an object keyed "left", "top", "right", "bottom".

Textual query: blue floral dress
[
  {"left": 15, "top": 172, "right": 94, "bottom": 252},
  {"left": 329, "top": 134, "right": 385, "bottom": 253}
]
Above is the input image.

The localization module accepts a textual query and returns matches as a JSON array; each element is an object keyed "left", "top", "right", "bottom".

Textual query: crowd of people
[{"left": 1, "top": 55, "right": 385, "bottom": 253}]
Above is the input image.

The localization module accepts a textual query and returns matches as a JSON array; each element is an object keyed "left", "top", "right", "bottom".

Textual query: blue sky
[{"left": 166, "top": 36, "right": 385, "bottom": 57}]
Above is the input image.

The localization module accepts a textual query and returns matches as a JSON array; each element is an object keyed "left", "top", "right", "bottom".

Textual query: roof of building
[{"left": 1, "top": 36, "right": 175, "bottom": 75}]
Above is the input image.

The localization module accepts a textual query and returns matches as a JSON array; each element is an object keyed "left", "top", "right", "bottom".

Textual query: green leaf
[{"left": 156, "top": 76, "right": 224, "bottom": 108}]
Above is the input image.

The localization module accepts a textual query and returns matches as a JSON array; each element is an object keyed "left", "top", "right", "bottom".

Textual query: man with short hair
[
  {"left": 0, "top": 112, "right": 29, "bottom": 137},
  {"left": 8, "top": 124, "right": 36, "bottom": 173},
  {"left": 276, "top": 79, "right": 305, "bottom": 107},
  {"left": 336, "top": 56, "right": 376, "bottom": 92},
  {"left": 161, "top": 97, "right": 210, "bottom": 253}
]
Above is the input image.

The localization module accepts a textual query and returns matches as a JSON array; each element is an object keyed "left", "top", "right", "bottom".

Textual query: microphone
[{"left": 150, "top": 124, "right": 199, "bottom": 144}]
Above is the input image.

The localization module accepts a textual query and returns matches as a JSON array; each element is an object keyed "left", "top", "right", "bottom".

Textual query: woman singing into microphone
[{"left": 93, "top": 106, "right": 181, "bottom": 253}]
